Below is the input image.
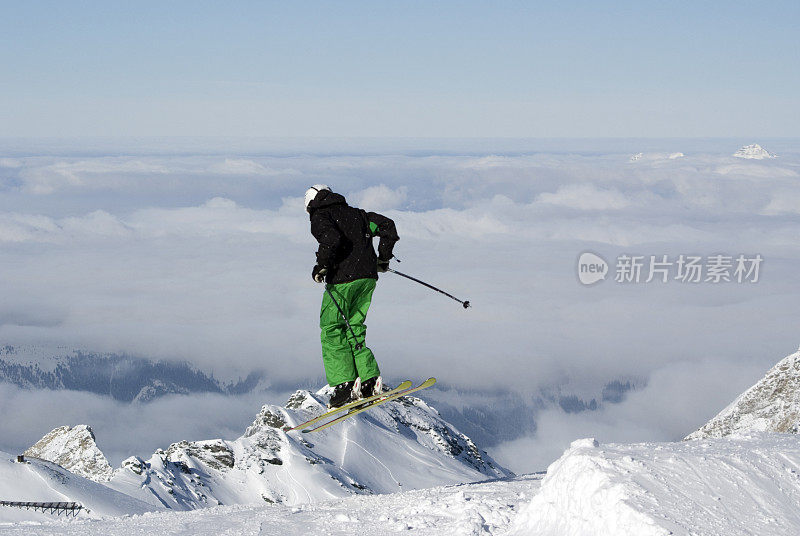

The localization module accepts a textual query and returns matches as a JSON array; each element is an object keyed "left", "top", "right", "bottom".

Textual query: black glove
[
  {"left": 376, "top": 258, "right": 390, "bottom": 273},
  {"left": 312, "top": 265, "right": 328, "bottom": 283}
]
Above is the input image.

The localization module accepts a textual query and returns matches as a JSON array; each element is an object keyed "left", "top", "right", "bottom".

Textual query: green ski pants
[{"left": 320, "top": 278, "right": 381, "bottom": 387}]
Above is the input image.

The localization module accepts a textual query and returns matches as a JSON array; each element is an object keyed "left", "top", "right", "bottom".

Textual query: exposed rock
[
  {"left": 686, "top": 350, "right": 800, "bottom": 440},
  {"left": 25, "top": 425, "right": 113, "bottom": 482},
  {"left": 165, "top": 439, "right": 236, "bottom": 472},
  {"left": 246, "top": 406, "right": 287, "bottom": 432}
]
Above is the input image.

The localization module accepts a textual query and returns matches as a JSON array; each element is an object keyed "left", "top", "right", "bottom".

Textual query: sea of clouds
[{"left": 0, "top": 138, "right": 798, "bottom": 471}]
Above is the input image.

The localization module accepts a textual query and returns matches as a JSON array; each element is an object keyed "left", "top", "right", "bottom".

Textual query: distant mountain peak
[
  {"left": 733, "top": 144, "right": 777, "bottom": 159},
  {"left": 0, "top": 344, "right": 267, "bottom": 402},
  {"left": 25, "top": 424, "right": 114, "bottom": 482},
  {"left": 685, "top": 349, "right": 800, "bottom": 440}
]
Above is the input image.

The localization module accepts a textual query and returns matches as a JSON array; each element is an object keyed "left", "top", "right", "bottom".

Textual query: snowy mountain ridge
[
  {"left": 10, "top": 433, "right": 800, "bottom": 534},
  {"left": 14, "top": 384, "right": 510, "bottom": 517},
  {"left": 733, "top": 143, "right": 777, "bottom": 159},
  {"left": 1, "top": 344, "right": 640, "bottom": 451},
  {"left": 686, "top": 349, "right": 800, "bottom": 440},
  {"left": 10, "top": 349, "right": 800, "bottom": 533},
  {"left": 107, "top": 386, "right": 509, "bottom": 509},
  {"left": 0, "top": 344, "right": 264, "bottom": 402}
]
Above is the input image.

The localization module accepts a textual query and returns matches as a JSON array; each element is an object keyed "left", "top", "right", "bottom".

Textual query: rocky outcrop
[
  {"left": 24, "top": 425, "right": 113, "bottom": 482},
  {"left": 686, "top": 350, "right": 800, "bottom": 440}
]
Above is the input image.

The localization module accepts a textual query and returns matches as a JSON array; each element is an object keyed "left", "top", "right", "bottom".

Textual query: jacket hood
[{"left": 308, "top": 190, "right": 347, "bottom": 212}]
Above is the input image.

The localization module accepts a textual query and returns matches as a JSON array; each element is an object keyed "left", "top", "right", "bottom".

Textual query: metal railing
[{"left": 0, "top": 501, "right": 83, "bottom": 517}]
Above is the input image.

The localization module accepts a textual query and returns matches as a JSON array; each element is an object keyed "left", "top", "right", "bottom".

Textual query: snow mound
[
  {"left": 510, "top": 434, "right": 800, "bottom": 536},
  {"left": 686, "top": 350, "right": 800, "bottom": 440},
  {"left": 25, "top": 425, "right": 113, "bottom": 482},
  {"left": 733, "top": 143, "right": 776, "bottom": 159}
]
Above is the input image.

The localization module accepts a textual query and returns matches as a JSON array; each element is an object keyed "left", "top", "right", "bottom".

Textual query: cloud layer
[{"left": 1, "top": 139, "right": 798, "bottom": 470}]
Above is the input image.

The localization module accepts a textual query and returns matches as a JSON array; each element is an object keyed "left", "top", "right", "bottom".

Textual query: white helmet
[{"left": 304, "top": 184, "right": 330, "bottom": 213}]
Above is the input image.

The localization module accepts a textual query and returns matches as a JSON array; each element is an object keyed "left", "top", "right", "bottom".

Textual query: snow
[
  {"left": 25, "top": 426, "right": 113, "bottom": 482},
  {"left": 628, "top": 152, "right": 684, "bottom": 162},
  {"left": 3, "top": 386, "right": 510, "bottom": 524},
  {"left": 0, "top": 473, "right": 542, "bottom": 534},
  {"left": 0, "top": 452, "right": 155, "bottom": 523},
  {"left": 10, "top": 421, "right": 800, "bottom": 534},
  {"left": 97, "top": 388, "right": 510, "bottom": 511},
  {"left": 686, "top": 350, "right": 800, "bottom": 439},
  {"left": 0, "top": 345, "right": 75, "bottom": 372},
  {"left": 511, "top": 434, "right": 800, "bottom": 536},
  {"left": 733, "top": 143, "right": 777, "bottom": 159},
  {"left": 12, "top": 432, "right": 800, "bottom": 535},
  {"left": 12, "top": 359, "right": 800, "bottom": 534}
]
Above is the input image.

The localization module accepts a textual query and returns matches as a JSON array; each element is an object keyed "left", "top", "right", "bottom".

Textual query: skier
[{"left": 304, "top": 185, "right": 399, "bottom": 408}]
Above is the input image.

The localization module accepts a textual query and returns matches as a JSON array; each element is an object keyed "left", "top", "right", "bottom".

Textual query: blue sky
[{"left": 1, "top": 1, "right": 798, "bottom": 137}]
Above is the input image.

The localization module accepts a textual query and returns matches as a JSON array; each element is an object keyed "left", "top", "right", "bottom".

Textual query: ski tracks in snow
[{"left": 345, "top": 436, "right": 401, "bottom": 489}]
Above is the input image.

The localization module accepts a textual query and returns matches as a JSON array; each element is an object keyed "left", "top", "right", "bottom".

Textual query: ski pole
[
  {"left": 387, "top": 269, "right": 471, "bottom": 309},
  {"left": 324, "top": 285, "right": 364, "bottom": 350}
]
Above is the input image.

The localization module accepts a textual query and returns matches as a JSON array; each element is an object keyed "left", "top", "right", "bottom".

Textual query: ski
[
  {"left": 302, "top": 377, "right": 437, "bottom": 433},
  {"left": 283, "top": 380, "right": 412, "bottom": 432}
]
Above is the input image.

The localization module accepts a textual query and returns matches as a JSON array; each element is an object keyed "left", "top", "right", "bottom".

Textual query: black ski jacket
[{"left": 308, "top": 190, "right": 399, "bottom": 284}]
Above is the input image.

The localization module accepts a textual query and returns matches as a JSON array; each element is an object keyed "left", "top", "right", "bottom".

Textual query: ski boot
[
  {"left": 356, "top": 376, "right": 383, "bottom": 399},
  {"left": 327, "top": 380, "right": 355, "bottom": 409}
]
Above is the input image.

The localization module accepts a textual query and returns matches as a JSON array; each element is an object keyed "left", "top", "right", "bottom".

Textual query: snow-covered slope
[
  {"left": 686, "top": 350, "right": 800, "bottom": 440},
  {"left": 0, "top": 452, "right": 155, "bottom": 523},
  {"left": 25, "top": 426, "right": 113, "bottom": 482},
  {"left": 733, "top": 143, "right": 777, "bottom": 159},
  {"left": 3, "top": 388, "right": 510, "bottom": 524},
  {"left": 510, "top": 434, "right": 800, "bottom": 536},
  {"left": 106, "top": 387, "right": 510, "bottom": 510},
  {"left": 1, "top": 472, "right": 541, "bottom": 534}
]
